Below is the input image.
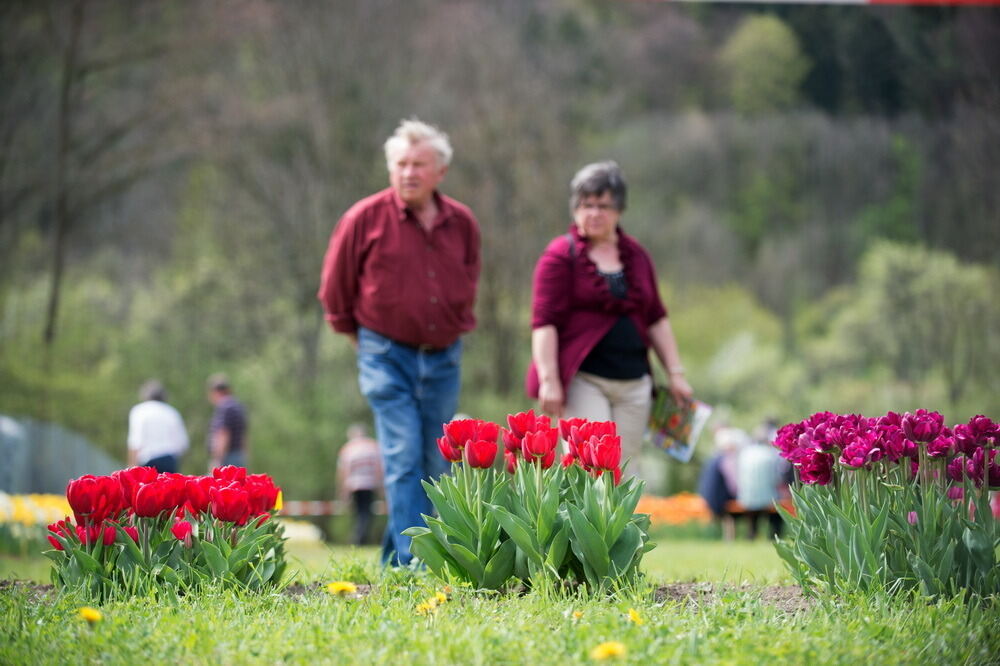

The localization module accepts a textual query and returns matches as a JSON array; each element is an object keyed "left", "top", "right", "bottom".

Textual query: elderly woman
[{"left": 526, "top": 161, "right": 692, "bottom": 470}]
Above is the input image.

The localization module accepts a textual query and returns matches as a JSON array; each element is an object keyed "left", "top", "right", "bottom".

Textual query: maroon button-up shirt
[{"left": 318, "top": 188, "right": 481, "bottom": 349}]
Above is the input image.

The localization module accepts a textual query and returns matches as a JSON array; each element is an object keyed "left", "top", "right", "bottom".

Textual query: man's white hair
[{"left": 384, "top": 118, "right": 453, "bottom": 169}]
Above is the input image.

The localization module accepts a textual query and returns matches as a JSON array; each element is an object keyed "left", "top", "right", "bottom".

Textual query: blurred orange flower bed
[{"left": 636, "top": 492, "right": 712, "bottom": 526}]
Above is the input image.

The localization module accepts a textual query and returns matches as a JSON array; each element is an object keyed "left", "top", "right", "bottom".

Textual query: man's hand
[{"left": 348, "top": 332, "right": 358, "bottom": 350}]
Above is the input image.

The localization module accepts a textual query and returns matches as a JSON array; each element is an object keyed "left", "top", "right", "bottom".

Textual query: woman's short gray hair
[
  {"left": 384, "top": 118, "right": 453, "bottom": 169},
  {"left": 569, "top": 161, "right": 627, "bottom": 213}
]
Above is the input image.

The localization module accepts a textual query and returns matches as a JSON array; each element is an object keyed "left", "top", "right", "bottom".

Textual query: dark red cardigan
[{"left": 525, "top": 225, "right": 668, "bottom": 399}]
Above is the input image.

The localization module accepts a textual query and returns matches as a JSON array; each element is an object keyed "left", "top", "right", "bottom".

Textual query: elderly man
[{"left": 318, "top": 119, "right": 481, "bottom": 565}]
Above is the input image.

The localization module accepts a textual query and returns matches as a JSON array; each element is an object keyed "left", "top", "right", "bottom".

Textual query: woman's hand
[
  {"left": 538, "top": 377, "right": 565, "bottom": 418},
  {"left": 668, "top": 373, "right": 693, "bottom": 406}
]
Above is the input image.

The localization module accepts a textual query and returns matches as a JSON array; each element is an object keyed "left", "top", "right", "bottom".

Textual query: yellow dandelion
[
  {"left": 435, "top": 591, "right": 448, "bottom": 604},
  {"left": 626, "top": 608, "right": 644, "bottom": 625},
  {"left": 326, "top": 581, "right": 358, "bottom": 596},
  {"left": 573, "top": 610, "right": 584, "bottom": 620},
  {"left": 78, "top": 606, "right": 102, "bottom": 624},
  {"left": 590, "top": 641, "right": 627, "bottom": 660},
  {"left": 415, "top": 600, "right": 436, "bottom": 616}
]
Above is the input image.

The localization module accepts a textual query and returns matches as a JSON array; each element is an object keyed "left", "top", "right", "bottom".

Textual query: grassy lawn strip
[{"left": 3, "top": 541, "right": 998, "bottom": 664}]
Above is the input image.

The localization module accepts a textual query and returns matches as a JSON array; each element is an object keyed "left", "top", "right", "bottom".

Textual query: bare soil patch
[{"left": 655, "top": 582, "right": 813, "bottom": 614}]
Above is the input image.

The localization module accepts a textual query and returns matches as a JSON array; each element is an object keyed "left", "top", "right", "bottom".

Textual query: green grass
[{"left": 3, "top": 539, "right": 999, "bottom": 664}]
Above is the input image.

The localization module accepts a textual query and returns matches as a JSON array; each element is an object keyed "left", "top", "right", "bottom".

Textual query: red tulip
[
  {"left": 213, "top": 466, "right": 247, "bottom": 484},
  {"left": 133, "top": 476, "right": 185, "bottom": 518},
  {"left": 443, "top": 419, "right": 479, "bottom": 449},
  {"left": 507, "top": 410, "right": 537, "bottom": 439},
  {"left": 47, "top": 520, "right": 71, "bottom": 550},
  {"left": 437, "top": 435, "right": 463, "bottom": 463},
  {"left": 589, "top": 434, "right": 622, "bottom": 470},
  {"left": 504, "top": 450, "right": 519, "bottom": 474},
  {"left": 474, "top": 420, "right": 500, "bottom": 445},
  {"left": 210, "top": 483, "right": 251, "bottom": 525},
  {"left": 123, "top": 525, "right": 139, "bottom": 543},
  {"left": 76, "top": 523, "right": 116, "bottom": 546},
  {"left": 171, "top": 520, "right": 194, "bottom": 547},
  {"left": 501, "top": 428, "right": 522, "bottom": 453},
  {"left": 561, "top": 453, "right": 577, "bottom": 468},
  {"left": 112, "top": 466, "right": 159, "bottom": 508},
  {"left": 245, "top": 474, "right": 281, "bottom": 514},
  {"left": 185, "top": 475, "right": 217, "bottom": 516},
  {"left": 559, "top": 418, "right": 588, "bottom": 445},
  {"left": 464, "top": 439, "right": 498, "bottom": 468},
  {"left": 521, "top": 428, "right": 558, "bottom": 459},
  {"left": 539, "top": 448, "right": 556, "bottom": 469},
  {"left": 67, "top": 475, "right": 125, "bottom": 526}
]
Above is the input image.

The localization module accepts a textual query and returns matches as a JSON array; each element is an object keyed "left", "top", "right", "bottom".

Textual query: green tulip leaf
[
  {"left": 566, "top": 503, "right": 609, "bottom": 580},
  {"left": 482, "top": 538, "right": 516, "bottom": 590}
]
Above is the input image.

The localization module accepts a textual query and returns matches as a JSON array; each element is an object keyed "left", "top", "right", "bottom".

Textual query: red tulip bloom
[
  {"left": 123, "top": 525, "right": 139, "bottom": 543},
  {"left": 437, "top": 435, "right": 463, "bottom": 463},
  {"left": 133, "top": 476, "right": 185, "bottom": 518},
  {"left": 589, "top": 434, "right": 622, "bottom": 470},
  {"left": 507, "top": 410, "right": 538, "bottom": 439},
  {"left": 504, "top": 450, "right": 519, "bottom": 474},
  {"left": 501, "top": 428, "right": 522, "bottom": 453},
  {"left": 245, "top": 474, "right": 281, "bottom": 514},
  {"left": 521, "top": 428, "right": 558, "bottom": 460},
  {"left": 443, "top": 419, "right": 479, "bottom": 449},
  {"left": 213, "top": 466, "right": 247, "bottom": 484},
  {"left": 67, "top": 475, "right": 125, "bottom": 526},
  {"left": 539, "top": 448, "right": 556, "bottom": 469},
  {"left": 465, "top": 439, "right": 498, "bottom": 469},
  {"left": 210, "top": 483, "right": 251, "bottom": 525},
  {"left": 561, "top": 453, "right": 577, "bottom": 468},
  {"left": 47, "top": 520, "right": 72, "bottom": 550},
  {"left": 76, "top": 523, "right": 116, "bottom": 547},
  {"left": 171, "top": 520, "right": 194, "bottom": 547},
  {"left": 113, "top": 466, "right": 158, "bottom": 508},
  {"left": 185, "top": 475, "right": 217, "bottom": 516}
]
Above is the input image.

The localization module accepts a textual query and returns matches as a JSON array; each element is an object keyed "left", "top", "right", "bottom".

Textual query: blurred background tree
[{"left": 1, "top": 0, "right": 998, "bottom": 505}]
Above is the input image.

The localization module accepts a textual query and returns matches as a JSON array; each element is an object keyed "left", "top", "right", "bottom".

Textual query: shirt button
[
  {"left": 428, "top": 324, "right": 437, "bottom": 331},
  {"left": 429, "top": 296, "right": 438, "bottom": 304},
  {"left": 427, "top": 270, "right": 436, "bottom": 278}
]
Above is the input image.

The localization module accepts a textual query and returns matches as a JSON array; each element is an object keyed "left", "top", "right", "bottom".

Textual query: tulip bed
[
  {"left": 774, "top": 411, "right": 1000, "bottom": 599},
  {"left": 405, "top": 412, "right": 653, "bottom": 591},
  {"left": 44, "top": 466, "right": 285, "bottom": 599},
  {"left": 3, "top": 543, "right": 999, "bottom": 665}
]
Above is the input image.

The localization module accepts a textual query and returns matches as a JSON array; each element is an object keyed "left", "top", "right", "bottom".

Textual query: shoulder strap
[{"left": 564, "top": 232, "right": 576, "bottom": 260}]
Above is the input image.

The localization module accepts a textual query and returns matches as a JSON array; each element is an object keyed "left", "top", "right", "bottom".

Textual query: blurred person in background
[
  {"left": 206, "top": 373, "right": 249, "bottom": 471},
  {"left": 127, "top": 379, "right": 188, "bottom": 473},
  {"left": 337, "top": 423, "right": 383, "bottom": 545},
  {"left": 697, "top": 425, "right": 748, "bottom": 539},
  {"left": 318, "top": 118, "right": 480, "bottom": 566},
  {"left": 736, "top": 424, "right": 785, "bottom": 540},
  {"left": 527, "top": 161, "right": 692, "bottom": 476}
]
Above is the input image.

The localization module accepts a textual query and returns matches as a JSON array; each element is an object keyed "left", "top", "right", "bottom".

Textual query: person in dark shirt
[
  {"left": 527, "top": 161, "right": 692, "bottom": 475},
  {"left": 206, "top": 373, "right": 248, "bottom": 471},
  {"left": 318, "top": 118, "right": 481, "bottom": 566}
]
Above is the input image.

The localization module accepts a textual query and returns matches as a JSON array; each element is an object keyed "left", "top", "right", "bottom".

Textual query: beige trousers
[{"left": 564, "top": 371, "right": 652, "bottom": 476}]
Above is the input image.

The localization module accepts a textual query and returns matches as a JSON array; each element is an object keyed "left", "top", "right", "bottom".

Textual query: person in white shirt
[
  {"left": 127, "top": 379, "right": 189, "bottom": 473},
  {"left": 337, "top": 423, "right": 383, "bottom": 545}
]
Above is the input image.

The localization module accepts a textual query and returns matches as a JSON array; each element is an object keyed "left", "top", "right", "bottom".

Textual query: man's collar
[{"left": 390, "top": 188, "right": 450, "bottom": 223}]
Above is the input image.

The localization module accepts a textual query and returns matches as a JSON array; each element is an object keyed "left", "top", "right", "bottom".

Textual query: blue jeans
[{"left": 356, "top": 327, "right": 460, "bottom": 566}]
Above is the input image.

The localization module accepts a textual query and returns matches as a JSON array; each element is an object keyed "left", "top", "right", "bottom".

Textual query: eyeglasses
[{"left": 576, "top": 202, "right": 618, "bottom": 213}]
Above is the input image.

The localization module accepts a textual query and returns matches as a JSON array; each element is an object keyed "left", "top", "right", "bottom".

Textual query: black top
[{"left": 578, "top": 270, "right": 650, "bottom": 380}]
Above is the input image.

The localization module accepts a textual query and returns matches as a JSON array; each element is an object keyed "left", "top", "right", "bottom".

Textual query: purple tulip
[
  {"left": 901, "top": 409, "right": 944, "bottom": 444},
  {"left": 953, "top": 415, "right": 999, "bottom": 456}
]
